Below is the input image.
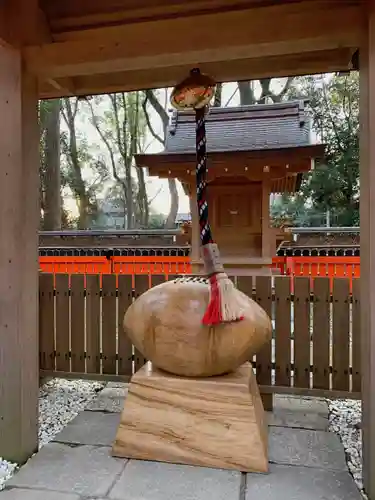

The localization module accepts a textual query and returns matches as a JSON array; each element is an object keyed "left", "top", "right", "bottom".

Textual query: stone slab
[
  {"left": 267, "top": 410, "right": 328, "bottom": 431},
  {"left": 245, "top": 464, "right": 362, "bottom": 500},
  {"left": 86, "top": 397, "right": 124, "bottom": 413},
  {"left": 109, "top": 460, "right": 241, "bottom": 500},
  {"left": 86, "top": 387, "right": 128, "bottom": 413},
  {"left": 0, "top": 490, "right": 80, "bottom": 500},
  {"left": 7, "top": 444, "right": 125, "bottom": 497},
  {"left": 53, "top": 411, "right": 120, "bottom": 446},
  {"left": 269, "top": 427, "right": 347, "bottom": 471},
  {"left": 107, "top": 382, "right": 129, "bottom": 389},
  {"left": 273, "top": 395, "right": 329, "bottom": 416}
]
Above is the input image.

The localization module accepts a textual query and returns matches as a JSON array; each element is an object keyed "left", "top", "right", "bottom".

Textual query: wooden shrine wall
[{"left": 207, "top": 183, "right": 263, "bottom": 257}]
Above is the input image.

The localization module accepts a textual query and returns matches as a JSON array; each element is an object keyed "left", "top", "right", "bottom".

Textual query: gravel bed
[
  {"left": 0, "top": 378, "right": 105, "bottom": 491},
  {"left": 328, "top": 398, "right": 366, "bottom": 498}
]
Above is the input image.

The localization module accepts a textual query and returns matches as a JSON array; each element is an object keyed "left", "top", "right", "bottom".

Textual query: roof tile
[{"left": 165, "top": 101, "right": 313, "bottom": 154}]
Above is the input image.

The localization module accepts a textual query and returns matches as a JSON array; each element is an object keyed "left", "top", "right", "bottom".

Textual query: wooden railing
[
  {"left": 39, "top": 255, "right": 360, "bottom": 276},
  {"left": 39, "top": 273, "right": 361, "bottom": 399}
]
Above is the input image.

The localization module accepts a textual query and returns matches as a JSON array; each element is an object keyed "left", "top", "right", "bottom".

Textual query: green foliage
[
  {"left": 85, "top": 92, "right": 149, "bottom": 229},
  {"left": 271, "top": 72, "right": 359, "bottom": 227},
  {"left": 148, "top": 213, "right": 166, "bottom": 229},
  {"left": 301, "top": 73, "right": 359, "bottom": 226},
  {"left": 60, "top": 98, "right": 110, "bottom": 229}
]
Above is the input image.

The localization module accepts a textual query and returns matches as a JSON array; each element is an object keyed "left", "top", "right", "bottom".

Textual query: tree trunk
[
  {"left": 214, "top": 83, "right": 222, "bottom": 107},
  {"left": 77, "top": 195, "right": 90, "bottom": 229},
  {"left": 165, "top": 178, "right": 179, "bottom": 228},
  {"left": 124, "top": 164, "right": 133, "bottom": 229},
  {"left": 143, "top": 90, "right": 179, "bottom": 227},
  {"left": 136, "top": 166, "right": 149, "bottom": 227},
  {"left": 63, "top": 98, "right": 90, "bottom": 229},
  {"left": 43, "top": 99, "right": 61, "bottom": 230},
  {"left": 238, "top": 78, "right": 293, "bottom": 105},
  {"left": 238, "top": 81, "right": 256, "bottom": 105}
]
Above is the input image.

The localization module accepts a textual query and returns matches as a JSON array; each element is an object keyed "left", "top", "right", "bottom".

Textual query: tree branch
[
  {"left": 109, "top": 94, "right": 125, "bottom": 159},
  {"left": 270, "top": 76, "right": 294, "bottom": 102},
  {"left": 85, "top": 97, "right": 128, "bottom": 205},
  {"left": 224, "top": 87, "right": 238, "bottom": 107},
  {"left": 142, "top": 92, "right": 166, "bottom": 145},
  {"left": 213, "top": 83, "right": 222, "bottom": 107},
  {"left": 320, "top": 75, "right": 345, "bottom": 154}
]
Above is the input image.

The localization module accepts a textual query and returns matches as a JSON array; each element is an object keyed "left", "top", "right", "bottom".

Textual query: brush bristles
[{"left": 202, "top": 273, "right": 244, "bottom": 326}]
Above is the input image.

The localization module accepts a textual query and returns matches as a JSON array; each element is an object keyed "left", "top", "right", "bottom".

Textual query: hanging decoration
[{"left": 170, "top": 68, "right": 244, "bottom": 326}]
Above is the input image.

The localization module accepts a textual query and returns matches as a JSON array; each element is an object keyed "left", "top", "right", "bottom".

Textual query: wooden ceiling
[{"left": 0, "top": 0, "right": 362, "bottom": 98}]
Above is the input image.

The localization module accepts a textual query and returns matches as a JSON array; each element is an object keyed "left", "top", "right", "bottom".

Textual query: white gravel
[
  {"left": 328, "top": 398, "right": 366, "bottom": 498},
  {"left": 0, "top": 378, "right": 105, "bottom": 491}
]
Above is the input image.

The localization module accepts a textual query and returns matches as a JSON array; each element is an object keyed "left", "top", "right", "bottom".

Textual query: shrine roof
[{"left": 164, "top": 100, "right": 317, "bottom": 155}]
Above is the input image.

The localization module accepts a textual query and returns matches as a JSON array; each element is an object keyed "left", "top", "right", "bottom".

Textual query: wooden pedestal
[{"left": 112, "top": 362, "right": 268, "bottom": 473}]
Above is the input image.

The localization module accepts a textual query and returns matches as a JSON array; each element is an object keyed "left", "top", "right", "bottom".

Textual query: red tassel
[
  {"left": 202, "top": 273, "right": 245, "bottom": 326},
  {"left": 202, "top": 274, "right": 222, "bottom": 325}
]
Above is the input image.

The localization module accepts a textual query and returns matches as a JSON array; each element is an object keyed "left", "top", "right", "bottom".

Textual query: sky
[{"left": 61, "top": 78, "right": 295, "bottom": 217}]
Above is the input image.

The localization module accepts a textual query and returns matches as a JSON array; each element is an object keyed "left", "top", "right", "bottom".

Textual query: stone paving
[{"left": 1, "top": 383, "right": 363, "bottom": 500}]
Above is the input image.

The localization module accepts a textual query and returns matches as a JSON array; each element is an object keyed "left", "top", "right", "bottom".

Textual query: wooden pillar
[
  {"left": 0, "top": 46, "right": 39, "bottom": 463},
  {"left": 189, "top": 189, "right": 201, "bottom": 269},
  {"left": 261, "top": 172, "right": 271, "bottom": 258},
  {"left": 360, "top": 2, "right": 375, "bottom": 496}
]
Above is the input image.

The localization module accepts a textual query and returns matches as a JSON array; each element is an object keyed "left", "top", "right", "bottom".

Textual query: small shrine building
[{"left": 137, "top": 100, "right": 324, "bottom": 275}]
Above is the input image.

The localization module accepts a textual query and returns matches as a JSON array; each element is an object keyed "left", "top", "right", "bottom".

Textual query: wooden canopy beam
[
  {"left": 25, "top": 1, "right": 360, "bottom": 84},
  {"left": 0, "top": 0, "right": 71, "bottom": 97},
  {"left": 37, "top": 47, "right": 355, "bottom": 99},
  {"left": 0, "top": 0, "right": 51, "bottom": 47},
  {"left": 41, "top": 0, "right": 294, "bottom": 35}
]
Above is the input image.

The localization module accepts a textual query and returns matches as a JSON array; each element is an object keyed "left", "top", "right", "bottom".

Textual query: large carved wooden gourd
[{"left": 124, "top": 277, "right": 272, "bottom": 377}]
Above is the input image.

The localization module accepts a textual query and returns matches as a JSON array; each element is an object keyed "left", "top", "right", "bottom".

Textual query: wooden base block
[{"left": 112, "top": 362, "right": 268, "bottom": 473}]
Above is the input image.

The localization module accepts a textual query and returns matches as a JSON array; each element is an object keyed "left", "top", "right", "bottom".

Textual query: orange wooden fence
[{"left": 39, "top": 255, "right": 360, "bottom": 287}]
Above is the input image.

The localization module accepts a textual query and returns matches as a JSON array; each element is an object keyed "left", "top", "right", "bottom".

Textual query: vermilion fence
[
  {"left": 39, "top": 255, "right": 360, "bottom": 284},
  {"left": 284, "top": 256, "right": 360, "bottom": 279}
]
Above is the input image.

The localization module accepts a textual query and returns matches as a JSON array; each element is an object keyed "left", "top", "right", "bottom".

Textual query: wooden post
[
  {"left": 261, "top": 172, "right": 271, "bottom": 259},
  {"left": 189, "top": 189, "right": 200, "bottom": 271},
  {"left": 360, "top": 3, "right": 375, "bottom": 496},
  {"left": 0, "top": 46, "right": 39, "bottom": 463}
]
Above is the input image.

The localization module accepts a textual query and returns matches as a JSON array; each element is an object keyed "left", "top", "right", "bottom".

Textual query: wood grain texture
[
  {"left": 102, "top": 274, "right": 117, "bottom": 374},
  {"left": 274, "top": 277, "right": 291, "bottom": 386},
  {"left": 0, "top": 56, "right": 39, "bottom": 462},
  {"left": 39, "top": 273, "right": 55, "bottom": 371},
  {"left": 312, "top": 277, "right": 330, "bottom": 389},
  {"left": 118, "top": 274, "right": 133, "bottom": 376},
  {"left": 253, "top": 275, "right": 272, "bottom": 386},
  {"left": 352, "top": 278, "right": 361, "bottom": 393},
  {"left": 332, "top": 278, "right": 350, "bottom": 391},
  {"left": 70, "top": 274, "right": 85, "bottom": 373},
  {"left": 55, "top": 273, "right": 70, "bottom": 371},
  {"left": 133, "top": 274, "right": 150, "bottom": 372},
  {"left": 112, "top": 362, "right": 268, "bottom": 473},
  {"left": 124, "top": 278, "right": 272, "bottom": 377},
  {"left": 293, "top": 277, "right": 311, "bottom": 389},
  {"left": 86, "top": 274, "right": 100, "bottom": 373}
]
